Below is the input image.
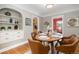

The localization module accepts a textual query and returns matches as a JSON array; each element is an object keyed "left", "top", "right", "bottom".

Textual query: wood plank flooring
[
  {"left": 0, "top": 43, "right": 30, "bottom": 54},
  {"left": 0, "top": 43, "right": 79, "bottom": 54}
]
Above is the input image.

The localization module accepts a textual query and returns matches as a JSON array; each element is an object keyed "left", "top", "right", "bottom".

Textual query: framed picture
[
  {"left": 67, "top": 18, "right": 79, "bottom": 27},
  {"left": 32, "top": 17, "right": 38, "bottom": 32},
  {"left": 25, "top": 18, "right": 31, "bottom": 26}
]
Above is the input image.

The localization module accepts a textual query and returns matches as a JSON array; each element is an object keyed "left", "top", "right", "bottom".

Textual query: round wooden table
[{"left": 37, "top": 36, "right": 63, "bottom": 54}]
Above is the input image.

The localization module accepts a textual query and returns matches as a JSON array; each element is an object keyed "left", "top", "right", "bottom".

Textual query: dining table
[{"left": 37, "top": 33, "right": 63, "bottom": 54}]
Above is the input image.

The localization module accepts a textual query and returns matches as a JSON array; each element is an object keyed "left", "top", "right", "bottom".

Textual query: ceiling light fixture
[{"left": 44, "top": 4, "right": 55, "bottom": 8}]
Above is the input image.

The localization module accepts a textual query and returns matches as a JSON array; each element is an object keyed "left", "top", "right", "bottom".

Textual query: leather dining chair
[
  {"left": 55, "top": 36, "right": 79, "bottom": 54},
  {"left": 59, "top": 34, "right": 77, "bottom": 45},
  {"left": 28, "top": 38, "right": 50, "bottom": 54},
  {"left": 31, "top": 32, "right": 38, "bottom": 40}
]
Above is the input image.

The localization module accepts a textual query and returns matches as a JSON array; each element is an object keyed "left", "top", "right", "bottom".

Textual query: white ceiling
[{"left": 11, "top": 4, "right": 79, "bottom": 17}]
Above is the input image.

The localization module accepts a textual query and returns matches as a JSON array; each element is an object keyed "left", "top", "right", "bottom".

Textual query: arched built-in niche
[
  {"left": 0, "top": 8, "right": 22, "bottom": 30},
  {"left": 1, "top": 26, "right": 6, "bottom": 30}
]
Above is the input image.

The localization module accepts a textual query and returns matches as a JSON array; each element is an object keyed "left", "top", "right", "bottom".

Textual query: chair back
[
  {"left": 62, "top": 34, "right": 77, "bottom": 44},
  {"left": 28, "top": 38, "right": 49, "bottom": 54},
  {"left": 31, "top": 32, "right": 38, "bottom": 40},
  {"left": 65, "top": 37, "right": 79, "bottom": 53},
  {"left": 70, "top": 37, "right": 79, "bottom": 53},
  {"left": 56, "top": 36, "right": 79, "bottom": 54}
]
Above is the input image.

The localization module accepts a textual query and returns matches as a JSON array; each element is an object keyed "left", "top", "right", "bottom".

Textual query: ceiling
[{"left": 11, "top": 4, "right": 79, "bottom": 17}]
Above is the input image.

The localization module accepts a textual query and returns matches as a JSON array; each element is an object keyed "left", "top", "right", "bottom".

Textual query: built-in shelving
[
  {"left": 0, "top": 8, "right": 24, "bottom": 51},
  {"left": 0, "top": 14, "right": 21, "bottom": 31}
]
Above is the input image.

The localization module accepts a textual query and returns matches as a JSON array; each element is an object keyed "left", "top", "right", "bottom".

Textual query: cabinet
[
  {"left": 0, "top": 8, "right": 23, "bottom": 44},
  {"left": 0, "top": 30, "right": 24, "bottom": 44}
]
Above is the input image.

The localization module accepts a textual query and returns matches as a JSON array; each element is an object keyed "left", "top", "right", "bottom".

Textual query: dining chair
[
  {"left": 55, "top": 36, "right": 79, "bottom": 54},
  {"left": 28, "top": 38, "right": 50, "bottom": 54},
  {"left": 59, "top": 34, "right": 77, "bottom": 45},
  {"left": 31, "top": 32, "right": 38, "bottom": 40}
]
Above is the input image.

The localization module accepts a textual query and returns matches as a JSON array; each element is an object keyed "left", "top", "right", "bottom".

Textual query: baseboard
[{"left": 0, "top": 41, "right": 28, "bottom": 53}]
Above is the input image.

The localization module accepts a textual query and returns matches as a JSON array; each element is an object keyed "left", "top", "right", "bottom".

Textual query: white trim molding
[{"left": 0, "top": 41, "right": 28, "bottom": 53}]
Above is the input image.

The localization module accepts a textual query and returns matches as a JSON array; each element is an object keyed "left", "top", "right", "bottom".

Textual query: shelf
[
  {"left": 0, "top": 23, "right": 18, "bottom": 25},
  {"left": 0, "top": 14, "right": 20, "bottom": 25},
  {"left": 0, "top": 14, "right": 22, "bottom": 30},
  {"left": 0, "top": 14, "right": 22, "bottom": 20}
]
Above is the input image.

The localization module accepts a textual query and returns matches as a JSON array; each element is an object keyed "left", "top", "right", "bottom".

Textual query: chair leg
[
  {"left": 57, "top": 51, "right": 59, "bottom": 54},
  {"left": 55, "top": 41, "right": 59, "bottom": 47}
]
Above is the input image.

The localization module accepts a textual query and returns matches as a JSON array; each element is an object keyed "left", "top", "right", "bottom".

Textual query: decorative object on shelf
[
  {"left": 7, "top": 26, "right": 11, "bottom": 30},
  {"left": 15, "top": 21, "right": 17, "bottom": 24},
  {"left": 67, "top": 18, "right": 79, "bottom": 27},
  {"left": 25, "top": 18, "right": 31, "bottom": 26},
  {"left": 16, "top": 21, "right": 18, "bottom": 24},
  {"left": 14, "top": 25, "right": 18, "bottom": 30},
  {"left": 4, "top": 11, "right": 11, "bottom": 16},
  {"left": 15, "top": 21, "right": 18, "bottom": 24},
  {"left": 1, "top": 27, "right": 6, "bottom": 31},
  {"left": 9, "top": 18, "right": 13, "bottom": 23}
]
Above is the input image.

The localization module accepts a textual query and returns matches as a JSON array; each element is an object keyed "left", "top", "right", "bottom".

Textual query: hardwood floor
[
  {"left": 0, "top": 43, "right": 79, "bottom": 54},
  {"left": 0, "top": 43, "right": 30, "bottom": 54},
  {"left": 74, "top": 43, "right": 79, "bottom": 54}
]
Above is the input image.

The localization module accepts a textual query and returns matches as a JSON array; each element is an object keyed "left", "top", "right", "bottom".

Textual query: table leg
[
  {"left": 55, "top": 41, "right": 59, "bottom": 47},
  {"left": 55, "top": 40, "right": 62, "bottom": 54},
  {"left": 50, "top": 42, "right": 54, "bottom": 54},
  {"left": 55, "top": 41, "right": 60, "bottom": 54}
]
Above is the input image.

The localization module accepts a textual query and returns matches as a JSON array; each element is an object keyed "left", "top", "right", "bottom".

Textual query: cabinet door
[
  {"left": 14, "top": 31, "right": 24, "bottom": 40},
  {"left": 0, "top": 31, "right": 24, "bottom": 44},
  {"left": 0, "top": 32, "right": 9, "bottom": 44}
]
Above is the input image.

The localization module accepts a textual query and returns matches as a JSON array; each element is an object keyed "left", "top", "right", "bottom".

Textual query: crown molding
[{"left": 42, "top": 8, "right": 79, "bottom": 17}]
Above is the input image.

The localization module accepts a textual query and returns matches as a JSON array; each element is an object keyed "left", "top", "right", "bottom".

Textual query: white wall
[
  {"left": 39, "top": 16, "right": 51, "bottom": 32},
  {"left": 62, "top": 11, "right": 79, "bottom": 36},
  {"left": 0, "top": 4, "right": 39, "bottom": 50},
  {"left": 39, "top": 10, "right": 79, "bottom": 37}
]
